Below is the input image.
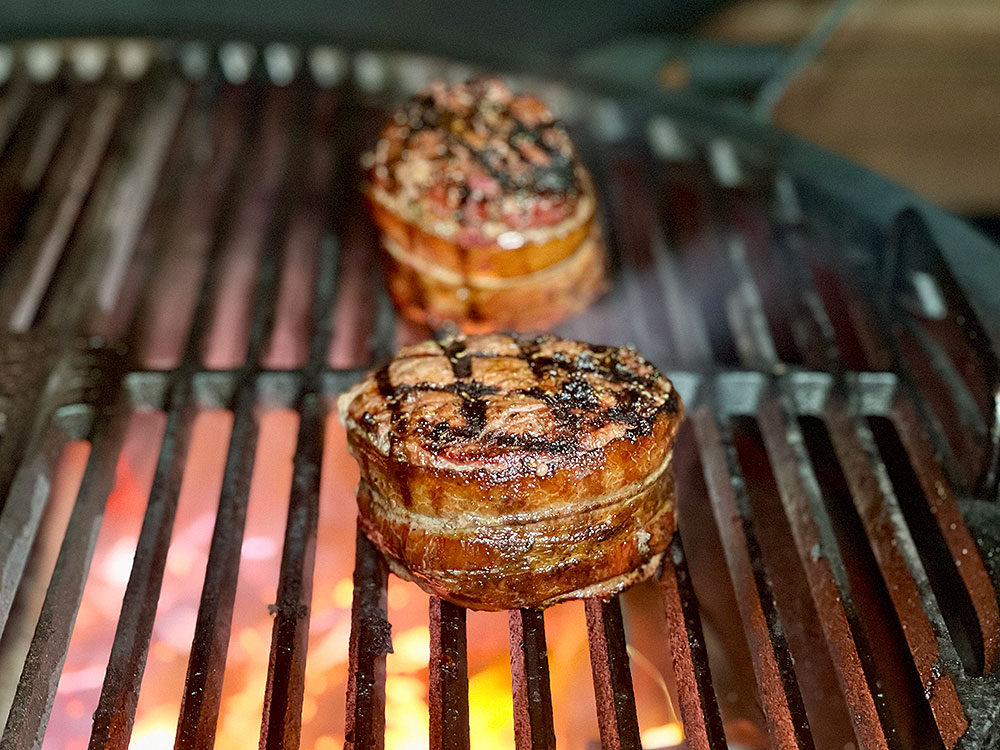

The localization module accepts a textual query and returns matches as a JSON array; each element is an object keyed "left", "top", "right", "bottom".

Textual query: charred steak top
[
  {"left": 338, "top": 332, "right": 680, "bottom": 477},
  {"left": 362, "top": 77, "right": 592, "bottom": 247}
]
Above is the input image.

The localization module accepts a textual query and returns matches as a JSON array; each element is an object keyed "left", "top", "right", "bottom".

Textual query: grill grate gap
[
  {"left": 692, "top": 403, "right": 815, "bottom": 748},
  {"left": 0, "top": 438, "right": 89, "bottom": 722},
  {"left": 729, "top": 414, "right": 857, "bottom": 749},
  {"left": 673, "top": 422, "right": 763, "bottom": 739},
  {"left": 866, "top": 415, "right": 984, "bottom": 678},
  {"left": 654, "top": 158, "right": 742, "bottom": 366},
  {"left": 798, "top": 414, "right": 944, "bottom": 749},
  {"left": 41, "top": 408, "right": 164, "bottom": 748}
]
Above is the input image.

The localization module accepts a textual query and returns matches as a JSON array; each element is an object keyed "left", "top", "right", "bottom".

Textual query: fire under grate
[{"left": 0, "top": 43, "right": 997, "bottom": 750}]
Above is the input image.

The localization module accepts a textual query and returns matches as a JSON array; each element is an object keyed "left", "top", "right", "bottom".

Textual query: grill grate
[{"left": 0, "top": 44, "right": 998, "bottom": 750}]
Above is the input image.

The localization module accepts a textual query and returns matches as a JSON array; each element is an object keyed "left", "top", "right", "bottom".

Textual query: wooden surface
[{"left": 701, "top": 0, "right": 1000, "bottom": 215}]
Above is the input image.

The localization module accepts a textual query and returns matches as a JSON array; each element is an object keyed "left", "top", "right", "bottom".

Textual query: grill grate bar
[
  {"left": 66, "top": 79, "right": 190, "bottom": 332},
  {"left": 584, "top": 597, "right": 642, "bottom": 750},
  {"left": 0, "top": 400, "right": 128, "bottom": 749},
  {"left": 258, "top": 389, "right": 323, "bottom": 750},
  {"left": 0, "top": 77, "right": 32, "bottom": 159},
  {"left": 256, "top": 74, "right": 358, "bottom": 750},
  {"left": 172, "top": 382, "right": 262, "bottom": 748},
  {"left": 657, "top": 532, "right": 727, "bottom": 750},
  {"left": 429, "top": 597, "right": 470, "bottom": 750},
  {"left": 175, "top": 78, "right": 308, "bottom": 748},
  {"left": 725, "top": 201, "right": 804, "bottom": 366},
  {"left": 344, "top": 526, "right": 390, "bottom": 750},
  {"left": 1, "top": 88, "right": 123, "bottom": 333},
  {"left": 0, "top": 82, "right": 64, "bottom": 263},
  {"left": 755, "top": 391, "right": 890, "bottom": 749},
  {"left": 891, "top": 396, "right": 1000, "bottom": 673},
  {"left": 87, "top": 74, "right": 263, "bottom": 750},
  {"left": 0, "top": 357, "right": 66, "bottom": 631},
  {"left": 691, "top": 404, "right": 815, "bottom": 749},
  {"left": 822, "top": 392, "right": 969, "bottom": 746},
  {"left": 85, "top": 78, "right": 200, "bottom": 342},
  {"left": 508, "top": 608, "right": 556, "bottom": 750},
  {"left": 722, "top": 233, "right": 781, "bottom": 370},
  {"left": 258, "top": 86, "right": 346, "bottom": 750}
]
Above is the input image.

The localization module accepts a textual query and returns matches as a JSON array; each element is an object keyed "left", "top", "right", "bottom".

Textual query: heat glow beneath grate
[{"left": 40, "top": 408, "right": 685, "bottom": 749}]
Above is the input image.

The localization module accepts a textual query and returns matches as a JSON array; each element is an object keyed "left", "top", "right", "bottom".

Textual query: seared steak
[
  {"left": 338, "top": 332, "right": 682, "bottom": 610},
  {"left": 363, "top": 77, "right": 607, "bottom": 332}
]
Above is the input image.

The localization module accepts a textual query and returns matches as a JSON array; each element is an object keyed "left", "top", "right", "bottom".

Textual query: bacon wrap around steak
[
  {"left": 337, "top": 332, "right": 682, "bottom": 610},
  {"left": 363, "top": 77, "right": 607, "bottom": 332}
]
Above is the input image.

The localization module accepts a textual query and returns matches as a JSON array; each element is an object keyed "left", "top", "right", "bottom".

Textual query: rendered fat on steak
[
  {"left": 363, "top": 77, "right": 607, "bottom": 332},
  {"left": 337, "top": 332, "right": 682, "bottom": 610}
]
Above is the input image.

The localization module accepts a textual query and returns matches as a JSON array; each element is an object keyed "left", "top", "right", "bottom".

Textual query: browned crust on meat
[
  {"left": 338, "top": 332, "right": 682, "bottom": 610},
  {"left": 365, "top": 171, "right": 595, "bottom": 278},
  {"left": 380, "top": 221, "right": 607, "bottom": 333},
  {"left": 347, "top": 410, "right": 674, "bottom": 518},
  {"left": 357, "top": 464, "right": 675, "bottom": 610}
]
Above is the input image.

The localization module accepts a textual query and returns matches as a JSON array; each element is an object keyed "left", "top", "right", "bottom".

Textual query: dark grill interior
[{"left": 0, "top": 41, "right": 998, "bottom": 750}]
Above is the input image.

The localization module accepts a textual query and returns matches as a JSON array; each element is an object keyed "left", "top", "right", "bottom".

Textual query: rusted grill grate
[{"left": 0, "top": 44, "right": 997, "bottom": 750}]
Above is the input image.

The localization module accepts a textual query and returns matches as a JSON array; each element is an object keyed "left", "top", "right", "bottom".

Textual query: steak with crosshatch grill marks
[{"left": 337, "top": 332, "right": 682, "bottom": 610}]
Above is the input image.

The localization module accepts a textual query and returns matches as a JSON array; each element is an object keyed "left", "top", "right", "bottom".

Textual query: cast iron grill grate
[{"left": 0, "top": 43, "right": 997, "bottom": 750}]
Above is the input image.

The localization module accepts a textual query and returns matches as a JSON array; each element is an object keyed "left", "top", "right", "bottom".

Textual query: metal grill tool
[{"left": 0, "top": 43, "right": 998, "bottom": 750}]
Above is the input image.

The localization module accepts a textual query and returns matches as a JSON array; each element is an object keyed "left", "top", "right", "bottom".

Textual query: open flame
[{"left": 39, "top": 412, "right": 686, "bottom": 749}]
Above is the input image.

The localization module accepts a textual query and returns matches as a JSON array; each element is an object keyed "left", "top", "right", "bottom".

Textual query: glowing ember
[
  {"left": 130, "top": 710, "right": 179, "bottom": 750},
  {"left": 128, "top": 410, "right": 233, "bottom": 747},
  {"left": 42, "top": 412, "right": 164, "bottom": 750},
  {"left": 641, "top": 722, "right": 685, "bottom": 748},
  {"left": 213, "top": 409, "right": 299, "bottom": 749},
  {"left": 41, "top": 411, "right": 688, "bottom": 750},
  {"left": 468, "top": 658, "right": 515, "bottom": 747}
]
